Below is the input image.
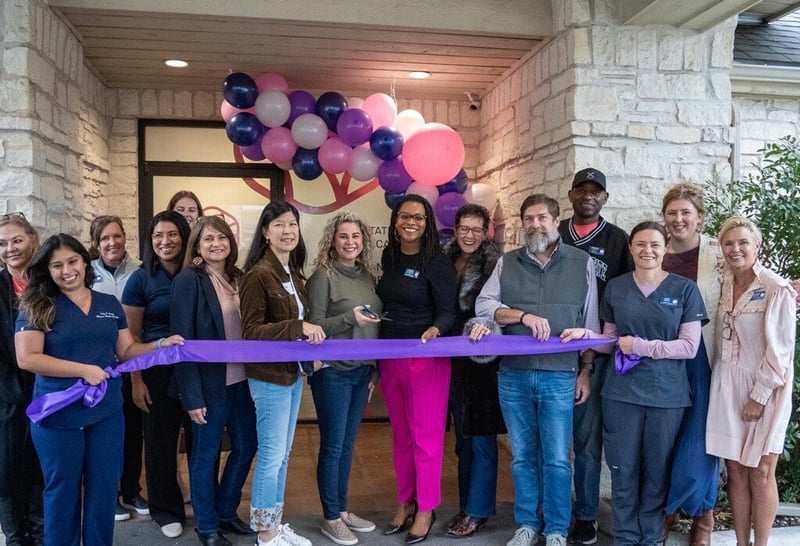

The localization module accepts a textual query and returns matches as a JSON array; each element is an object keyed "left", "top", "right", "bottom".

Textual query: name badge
[
  {"left": 750, "top": 289, "right": 766, "bottom": 301},
  {"left": 404, "top": 268, "right": 420, "bottom": 279},
  {"left": 659, "top": 297, "right": 679, "bottom": 307},
  {"left": 282, "top": 281, "right": 295, "bottom": 295},
  {"left": 588, "top": 246, "right": 605, "bottom": 256}
]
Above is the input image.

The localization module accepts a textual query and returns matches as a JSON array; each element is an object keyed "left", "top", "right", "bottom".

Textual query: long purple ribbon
[{"left": 27, "top": 335, "right": 609, "bottom": 424}]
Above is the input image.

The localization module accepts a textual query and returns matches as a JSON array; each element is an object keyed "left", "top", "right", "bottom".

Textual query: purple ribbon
[
  {"left": 614, "top": 348, "right": 642, "bottom": 375},
  {"left": 27, "top": 335, "right": 610, "bottom": 425}
]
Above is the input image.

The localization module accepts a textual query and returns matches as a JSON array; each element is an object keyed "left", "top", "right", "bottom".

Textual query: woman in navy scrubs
[
  {"left": 15, "top": 234, "right": 182, "bottom": 546},
  {"left": 563, "top": 221, "right": 707, "bottom": 546}
]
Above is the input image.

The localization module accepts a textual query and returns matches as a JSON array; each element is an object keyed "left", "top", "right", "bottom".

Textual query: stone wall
[
  {"left": 0, "top": 0, "right": 110, "bottom": 239},
  {"left": 734, "top": 95, "right": 800, "bottom": 177},
  {"left": 477, "top": 1, "right": 737, "bottom": 245}
]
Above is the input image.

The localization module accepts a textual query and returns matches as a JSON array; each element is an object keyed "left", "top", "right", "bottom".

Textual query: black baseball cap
[{"left": 571, "top": 168, "right": 606, "bottom": 190}]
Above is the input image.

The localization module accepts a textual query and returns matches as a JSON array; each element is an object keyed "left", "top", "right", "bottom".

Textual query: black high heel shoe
[
  {"left": 383, "top": 501, "right": 418, "bottom": 535},
  {"left": 405, "top": 510, "right": 435, "bottom": 544}
]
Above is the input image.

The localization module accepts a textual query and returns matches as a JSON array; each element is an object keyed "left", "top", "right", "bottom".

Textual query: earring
[
  {"left": 393, "top": 228, "right": 400, "bottom": 242},
  {"left": 192, "top": 256, "right": 204, "bottom": 266}
]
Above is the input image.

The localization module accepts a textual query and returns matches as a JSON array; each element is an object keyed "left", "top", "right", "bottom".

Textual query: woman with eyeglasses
[
  {"left": 88, "top": 215, "right": 149, "bottom": 521},
  {"left": 171, "top": 216, "right": 257, "bottom": 546},
  {"left": 15, "top": 234, "right": 183, "bottom": 546},
  {"left": 240, "top": 201, "right": 325, "bottom": 546},
  {"left": 706, "top": 217, "right": 795, "bottom": 546},
  {"left": 0, "top": 212, "right": 43, "bottom": 545},
  {"left": 377, "top": 194, "right": 457, "bottom": 545},
  {"left": 122, "top": 210, "right": 191, "bottom": 539},
  {"left": 306, "top": 212, "right": 382, "bottom": 545},
  {"left": 169, "top": 190, "right": 205, "bottom": 229},
  {"left": 442, "top": 204, "right": 505, "bottom": 539},
  {"left": 659, "top": 182, "right": 722, "bottom": 545}
]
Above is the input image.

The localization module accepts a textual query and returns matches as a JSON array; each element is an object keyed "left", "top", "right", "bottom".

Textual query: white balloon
[
  {"left": 347, "top": 97, "right": 365, "bottom": 109},
  {"left": 291, "top": 114, "right": 329, "bottom": 149},
  {"left": 254, "top": 91, "right": 291, "bottom": 128},
  {"left": 392, "top": 109, "right": 425, "bottom": 140},
  {"left": 406, "top": 181, "right": 439, "bottom": 207},
  {"left": 464, "top": 183, "right": 497, "bottom": 210},
  {"left": 348, "top": 146, "right": 382, "bottom": 181}
]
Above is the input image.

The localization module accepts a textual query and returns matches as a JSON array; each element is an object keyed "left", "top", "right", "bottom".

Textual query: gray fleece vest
[{"left": 499, "top": 244, "right": 590, "bottom": 371}]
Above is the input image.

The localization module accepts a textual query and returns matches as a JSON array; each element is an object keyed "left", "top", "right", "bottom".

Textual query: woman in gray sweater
[{"left": 307, "top": 212, "right": 382, "bottom": 546}]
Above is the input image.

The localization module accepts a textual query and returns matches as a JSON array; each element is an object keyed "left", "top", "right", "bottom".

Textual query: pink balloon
[
  {"left": 393, "top": 109, "right": 425, "bottom": 140},
  {"left": 405, "top": 181, "right": 439, "bottom": 208},
  {"left": 220, "top": 100, "right": 254, "bottom": 122},
  {"left": 275, "top": 160, "right": 293, "bottom": 171},
  {"left": 291, "top": 114, "right": 329, "bottom": 149},
  {"left": 254, "top": 72, "right": 289, "bottom": 94},
  {"left": 254, "top": 91, "right": 291, "bottom": 128},
  {"left": 260, "top": 126, "right": 298, "bottom": 164},
  {"left": 362, "top": 93, "right": 397, "bottom": 130},
  {"left": 464, "top": 182, "right": 498, "bottom": 210},
  {"left": 487, "top": 221, "right": 496, "bottom": 240},
  {"left": 348, "top": 97, "right": 365, "bottom": 109},
  {"left": 318, "top": 137, "right": 353, "bottom": 174},
  {"left": 403, "top": 123, "right": 465, "bottom": 186},
  {"left": 348, "top": 147, "right": 382, "bottom": 181}
]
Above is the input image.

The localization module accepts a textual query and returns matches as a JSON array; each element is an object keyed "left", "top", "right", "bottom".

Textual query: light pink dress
[{"left": 706, "top": 262, "right": 796, "bottom": 467}]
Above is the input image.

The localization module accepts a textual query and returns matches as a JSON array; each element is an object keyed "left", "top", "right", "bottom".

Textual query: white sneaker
[
  {"left": 257, "top": 534, "right": 292, "bottom": 546},
  {"left": 160, "top": 522, "right": 183, "bottom": 538},
  {"left": 279, "top": 523, "right": 313, "bottom": 546},
  {"left": 507, "top": 526, "right": 539, "bottom": 546},
  {"left": 545, "top": 534, "right": 567, "bottom": 546}
]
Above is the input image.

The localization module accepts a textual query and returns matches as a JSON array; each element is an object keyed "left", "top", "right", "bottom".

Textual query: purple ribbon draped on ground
[{"left": 27, "top": 335, "right": 610, "bottom": 425}]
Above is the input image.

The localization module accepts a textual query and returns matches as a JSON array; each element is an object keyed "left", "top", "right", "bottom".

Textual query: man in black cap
[{"left": 558, "top": 168, "right": 633, "bottom": 545}]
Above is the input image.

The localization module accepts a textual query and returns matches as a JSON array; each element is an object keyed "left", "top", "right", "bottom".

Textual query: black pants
[
  {"left": 0, "top": 402, "right": 43, "bottom": 544},
  {"left": 141, "top": 366, "right": 186, "bottom": 526},
  {"left": 120, "top": 374, "right": 144, "bottom": 500}
]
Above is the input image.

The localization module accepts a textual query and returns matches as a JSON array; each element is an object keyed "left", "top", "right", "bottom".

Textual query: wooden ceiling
[{"left": 53, "top": 6, "right": 544, "bottom": 101}]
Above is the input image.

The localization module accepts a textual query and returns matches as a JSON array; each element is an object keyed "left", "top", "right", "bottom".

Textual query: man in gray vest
[{"left": 476, "top": 193, "right": 599, "bottom": 546}]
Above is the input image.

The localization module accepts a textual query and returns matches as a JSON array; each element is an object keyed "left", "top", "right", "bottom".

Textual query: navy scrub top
[{"left": 122, "top": 266, "right": 174, "bottom": 343}]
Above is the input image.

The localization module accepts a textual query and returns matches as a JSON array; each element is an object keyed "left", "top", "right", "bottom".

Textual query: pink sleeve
[
  {"left": 582, "top": 322, "right": 617, "bottom": 354},
  {"left": 631, "top": 321, "right": 702, "bottom": 360}
]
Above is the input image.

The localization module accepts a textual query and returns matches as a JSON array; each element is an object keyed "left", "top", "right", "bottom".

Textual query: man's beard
[{"left": 525, "top": 227, "right": 559, "bottom": 255}]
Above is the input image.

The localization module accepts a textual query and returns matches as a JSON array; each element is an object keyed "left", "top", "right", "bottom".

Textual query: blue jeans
[
  {"left": 451, "top": 394, "right": 498, "bottom": 518},
  {"left": 309, "top": 366, "right": 371, "bottom": 520},
  {"left": 248, "top": 377, "right": 303, "bottom": 532},
  {"left": 31, "top": 410, "right": 123, "bottom": 546},
  {"left": 572, "top": 355, "right": 608, "bottom": 521},
  {"left": 498, "top": 368, "right": 575, "bottom": 537},
  {"left": 190, "top": 381, "right": 257, "bottom": 534}
]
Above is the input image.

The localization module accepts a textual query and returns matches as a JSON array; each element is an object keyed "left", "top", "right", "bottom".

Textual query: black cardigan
[{"left": 0, "top": 269, "right": 34, "bottom": 404}]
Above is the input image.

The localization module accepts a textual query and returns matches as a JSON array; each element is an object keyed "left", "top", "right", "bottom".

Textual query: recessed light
[
  {"left": 408, "top": 71, "right": 430, "bottom": 79},
  {"left": 165, "top": 59, "right": 188, "bottom": 68}
]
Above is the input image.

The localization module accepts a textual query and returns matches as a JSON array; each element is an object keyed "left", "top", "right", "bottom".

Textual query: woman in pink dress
[{"left": 706, "top": 216, "right": 796, "bottom": 546}]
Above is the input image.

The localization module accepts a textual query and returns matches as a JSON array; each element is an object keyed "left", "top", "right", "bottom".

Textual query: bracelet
[
  {"left": 519, "top": 312, "right": 529, "bottom": 324},
  {"left": 155, "top": 338, "right": 166, "bottom": 350}
]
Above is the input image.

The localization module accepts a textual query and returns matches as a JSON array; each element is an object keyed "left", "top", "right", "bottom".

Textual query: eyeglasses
[
  {"left": 456, "top": 225, "right": 487, "bottom": 236},
  {"left": 397, "top": 213, "right": 427, "bottom": 223},
  {"left": 722, "top": 310, "right": 733, "bottom": 341},
  {"left": 0, "top": 211, "right": 26, "bottom": 221}
]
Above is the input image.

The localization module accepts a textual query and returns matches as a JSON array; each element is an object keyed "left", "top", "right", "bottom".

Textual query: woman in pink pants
[{"left": 376, "top": 194, "right": 457, "bottom": 545}]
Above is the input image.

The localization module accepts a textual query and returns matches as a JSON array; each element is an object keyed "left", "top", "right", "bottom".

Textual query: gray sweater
[{"left": 306, "top": 261, "right": 382, "bottom": 371}]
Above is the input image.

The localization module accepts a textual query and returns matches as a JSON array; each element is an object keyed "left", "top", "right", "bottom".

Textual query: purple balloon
[
  {"left": 377, "top": 158, "right": 413, "bottom": 194},
  {"left": 226, "top": 112, "right": 263, "bottom": 146},
  {"left": 434, "top": 192, "right": 467, "bottom": 228},
  {"left": 336, "top": 108, "right": 374, "bottom": 147},
  {"left": 369, "top": 126, "right": 404, "bottom": 161},
  {"left": 287, "top": 90, "right": 317, "bottom": 126},
  {"left": 315, "top": 91, "right": 348, "bottom": 132},
  {"left": 240, "top": 139, "right": 266, "bottom": 161}
]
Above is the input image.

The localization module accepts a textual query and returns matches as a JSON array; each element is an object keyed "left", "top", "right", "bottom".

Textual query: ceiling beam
[
  {"left": 620, "top": 0, "right": 763, "bottom": 30},
  {"left": 46, "top": 0, "right": 552, "bottom": 38}
]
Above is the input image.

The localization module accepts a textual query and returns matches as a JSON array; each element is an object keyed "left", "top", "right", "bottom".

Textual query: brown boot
[
  {"left": 663, "top": 513, "right": 678, "bottom": 541},
  {"left": 689, "top": 509, "right": 714, "bottom": 546}
]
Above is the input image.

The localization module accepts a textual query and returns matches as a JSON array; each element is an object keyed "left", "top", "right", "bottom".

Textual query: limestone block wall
[
  {"left": 734, "top": 95, "right": 800, "bottom": 177},
  {"left": 0, "top": 0, "right": 110, "bottom": 238},
  {"left": 477, "top": 1, "right": 737, "bottom": 245}
]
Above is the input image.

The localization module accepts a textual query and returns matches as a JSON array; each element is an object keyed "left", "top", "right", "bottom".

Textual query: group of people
[{"left": 0, "top": 172, "right": 796, "bottom": 546}]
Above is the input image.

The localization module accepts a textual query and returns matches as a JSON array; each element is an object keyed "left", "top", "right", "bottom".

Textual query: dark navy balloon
[
  {"left": 369, "top": 126, "right": 404, "bottom": 161},
  {"left": 223, "top": 72, "right": 258, "bottom": 109},
  {"left": 438, "top": 228, "right": 455, "bottom": 246},
  {"left": 226, "top": 112, "right": 263, "bottom": 146},
  {"left": 315, "top": 91, "right": 348, "bottom": 132},
  {"left": 292, "top": 147, "right": 324, "bottom": 180},
  {"left": 384, "top": 190, "right": 406, "bottom": 209}
]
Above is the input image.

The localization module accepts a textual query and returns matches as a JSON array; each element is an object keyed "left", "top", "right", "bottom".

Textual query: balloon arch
[{"left": 222, "top": 72, "right": 498, "bottom": 238}]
